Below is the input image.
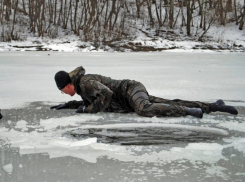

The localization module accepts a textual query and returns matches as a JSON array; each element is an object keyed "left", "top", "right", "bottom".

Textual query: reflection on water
[{"left": 1, "top": 144, "right": 245, "bottom": 182}]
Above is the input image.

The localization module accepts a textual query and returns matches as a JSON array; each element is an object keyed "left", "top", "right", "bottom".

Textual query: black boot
[
  {"left": 209, "top": 99, "right": 238, "bottom": 115},
  {"left": 186, "top": 108, "right": 203, "bottom": 118}
]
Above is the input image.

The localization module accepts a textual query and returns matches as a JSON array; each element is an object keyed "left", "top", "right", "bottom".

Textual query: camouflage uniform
[{"left": 67, "top": 66, "right": 210, "bottom": 117}]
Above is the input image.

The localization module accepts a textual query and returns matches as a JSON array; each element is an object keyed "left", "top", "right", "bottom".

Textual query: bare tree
[
  {"left": 218, "top": 0, "right": 225, "bottom": 25},
  {"left": 169, "top": 0, "right": 174, "bottom": 28},
  {"left": 239, "top": 4, "right": 245, "bottom": 30},
  {"left": 1, "top": 0, "right": 244, "bottom": 42},
  {"left": 146, "top": 0, "right": 155, "bottom": 27},
  {"left": 187, "top": 0, "right": 191, "bottom": 35},
  {"left": 11, "top": 0, "right": 19, "bottom": 39}
]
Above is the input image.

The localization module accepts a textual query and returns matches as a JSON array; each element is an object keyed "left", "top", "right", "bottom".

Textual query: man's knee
[
  {"left": 136, "top": 110, "right": 154, "bottom": 117},
  {"left": 136, "top": 104, "right": 155, "bottom": 117}
]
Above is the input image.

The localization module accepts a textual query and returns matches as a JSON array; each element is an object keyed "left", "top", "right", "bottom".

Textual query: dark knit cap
[{"left": 54, "top": 71, "right": 71, "bottom": 90}]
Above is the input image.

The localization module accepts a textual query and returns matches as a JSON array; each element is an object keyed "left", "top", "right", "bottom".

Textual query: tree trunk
[
  {"left": 234, "top": 0, "right": 238, "bottom": 25},
  {"left": 226, "top": 0, "right": 232, "bottom": 12},
  {"left": 0, "top": 0, "right": 4, "bottom": 23},
  {"left": 187, "top": 0, "right": 191, "bottom": 35},
  {"left": 54, "top": 0, "right": 57, "bottom": 25},
  {"left": 173, "top": 8, "right": 181, "bottom": 28},
  {"left": 169, "top": 0, "right": 174, "bottom": 28},
  {"left": 136, "top": 0, "right": 141, "bottom": 18},
  {"left": 11, "top": 0, "right": 19, "bottom": 39},
  {"left": 146, "top": 0, "right": 154, "bottom": 27},
  {"left": 219, "top": 0, "right": 225, "bottom": 25},
  {"left": 63, "top": 0, "right": 67, "bottom": 28},
  {"left": 5, "top": 0, "right": 12, "bottom": 21},
  {"left": 198, "top": 0, "right": 203, "bottom": 28},
  {"left": 160, "top": 0, "right": 162, "bottom": 23},
  {"left": 181, "top": 1, "right": 186, "bottom": 26},
  {"left": 155, "top": 0, "right": 162, "bottom": 27},
  {"left": 57, "top": 0, "right": 63, "bottom": 26},
  {"left": 203, "top": 0, "right": 207, "bottom": 30},
  {"left": 22, "top": 0, "right": 26, "bottom": 14},
  {"left": 74, "top": 0, "right": 79, "bottom": 34},
  {"left": 239, "top": 5, "right": 245, "bottom": 30},
  {"left": 209, "top": 0, "right": 212, "bottom": 8}
]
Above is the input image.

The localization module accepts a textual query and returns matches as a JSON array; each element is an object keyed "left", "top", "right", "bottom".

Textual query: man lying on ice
[{"left": 51, "top": 66, "right": 238, "bottom": 118}]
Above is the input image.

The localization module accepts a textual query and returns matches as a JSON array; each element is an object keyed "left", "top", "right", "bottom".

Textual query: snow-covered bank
[
  {"left": 1, "top": 24, "right": 245, "bottom": 52},
  {"left": 0, "top": 36, "right": 244, "bottom": 52}
]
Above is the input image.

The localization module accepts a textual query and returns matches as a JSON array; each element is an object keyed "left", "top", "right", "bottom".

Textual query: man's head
[{"left": 54, "top": 71, "right": 76, "bottom": 96}]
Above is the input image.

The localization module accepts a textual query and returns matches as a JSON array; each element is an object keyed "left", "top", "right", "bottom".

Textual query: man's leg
[
  {"left": 126, "top": 82, "right": 202, "bottom": 118},
  {"left": 148, "top": 95, "right": 210, "bottom": 113},
  {"left": 148, "top": 95, "right": 238, "bottom": 115}
]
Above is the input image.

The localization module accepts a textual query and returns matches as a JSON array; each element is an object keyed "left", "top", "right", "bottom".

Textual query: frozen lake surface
[{"left": 0, "top": 52, "right": 245, "bottom": 182}]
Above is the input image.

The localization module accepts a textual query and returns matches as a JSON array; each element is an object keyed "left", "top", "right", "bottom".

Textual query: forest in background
[{"left": 0, "top": 0, "right": 245, "bottom": 43}]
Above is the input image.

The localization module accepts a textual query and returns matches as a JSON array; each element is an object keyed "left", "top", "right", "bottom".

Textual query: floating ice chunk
[
  {"left": 90, "top": 143, "right": 122, "bottom": 151},
  {"left": 206, "top": 166, "right": 227, "bottom": 177},
  {"left": 218, "top": 122, "right": 245, "bottom": 132},
  {"left": 70, "top": 138, "right": 97, "bottom": 147},
  {"left": 0, "top": 127, "right": 10, "bottom": 132},
  {"left": 185, "top": 143, "right": 223, "bottom": 151},
  {"left": 171, "top": 143, "right": 225, "bottom": 164},
  {"left": 19, "top": 164, "right": 23, "bottom": 168},
  {"left": 19, "top": 145, "right": 36, "bottom": 150},
  {"left": 235, "top": 172, "right": 245, "bottom": 176},
  {"left": 15, "top": 120, "right": 27, "bottom": 129},
  {"left": 51, "top": 138, "right": 97, "bottom": 148},
  {"left": 203, "top": 151, "right": 215, "bottom": 156},
  {"left": 51, "top": 140, "right": 73, "bottom": 147},
  {"left": 223, "top": 137, "right": 245, "bottom": 154},
  {"left": 40, "top": 115, "right": 102, "bottom": 130},
  {"left": 3, "top": 163, "right": 13, "bottom": 173}
]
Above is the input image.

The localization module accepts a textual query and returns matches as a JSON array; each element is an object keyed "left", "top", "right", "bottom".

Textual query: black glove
[
  {"left": 76, "top": 105, "right": 87, "bottom": 113},
  {"left": 50, "top": 103, "right": 69, "bottom": 110},
  {"left": 0, "top": 110, "right": 3, "bottom": 119}
]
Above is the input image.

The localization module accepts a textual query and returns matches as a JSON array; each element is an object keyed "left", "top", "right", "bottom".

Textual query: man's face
[{"left": 61, "top": 84, "right": 76, "bottom": 96}]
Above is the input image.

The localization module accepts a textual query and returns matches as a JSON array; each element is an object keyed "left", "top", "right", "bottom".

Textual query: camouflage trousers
[{"left": 127, "top": 82, "right": 210, "bottom": 117}]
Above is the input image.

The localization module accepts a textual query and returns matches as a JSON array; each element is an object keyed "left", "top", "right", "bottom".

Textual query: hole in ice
[{"left": 67, "top": 124, "right": 229, "bottom": 145}]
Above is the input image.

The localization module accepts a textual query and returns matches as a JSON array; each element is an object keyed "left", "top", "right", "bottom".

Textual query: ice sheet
[
  {"left": 0, "top": 52, "right": 245, "bottom": 181},
  {"left": 0, "top": 52, "right": 245, "bottom": 109}
]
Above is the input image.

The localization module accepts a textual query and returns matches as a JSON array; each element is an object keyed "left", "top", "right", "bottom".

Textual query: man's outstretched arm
[{"left": 50, "top": 100, "right": 86, "bottom": 110}]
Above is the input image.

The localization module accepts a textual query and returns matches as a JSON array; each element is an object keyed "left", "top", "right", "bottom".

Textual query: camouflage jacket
[{"left": 68, "top": 66, "right": 135, "bottom": 113}]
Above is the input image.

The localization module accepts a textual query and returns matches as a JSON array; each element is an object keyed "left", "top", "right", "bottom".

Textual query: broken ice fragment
[
  {"left": 69, "top": 138, "right": 97, "bottom": 147},
  {"left": 3, "top": 163, "right": 13, "bottom": 173}
]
